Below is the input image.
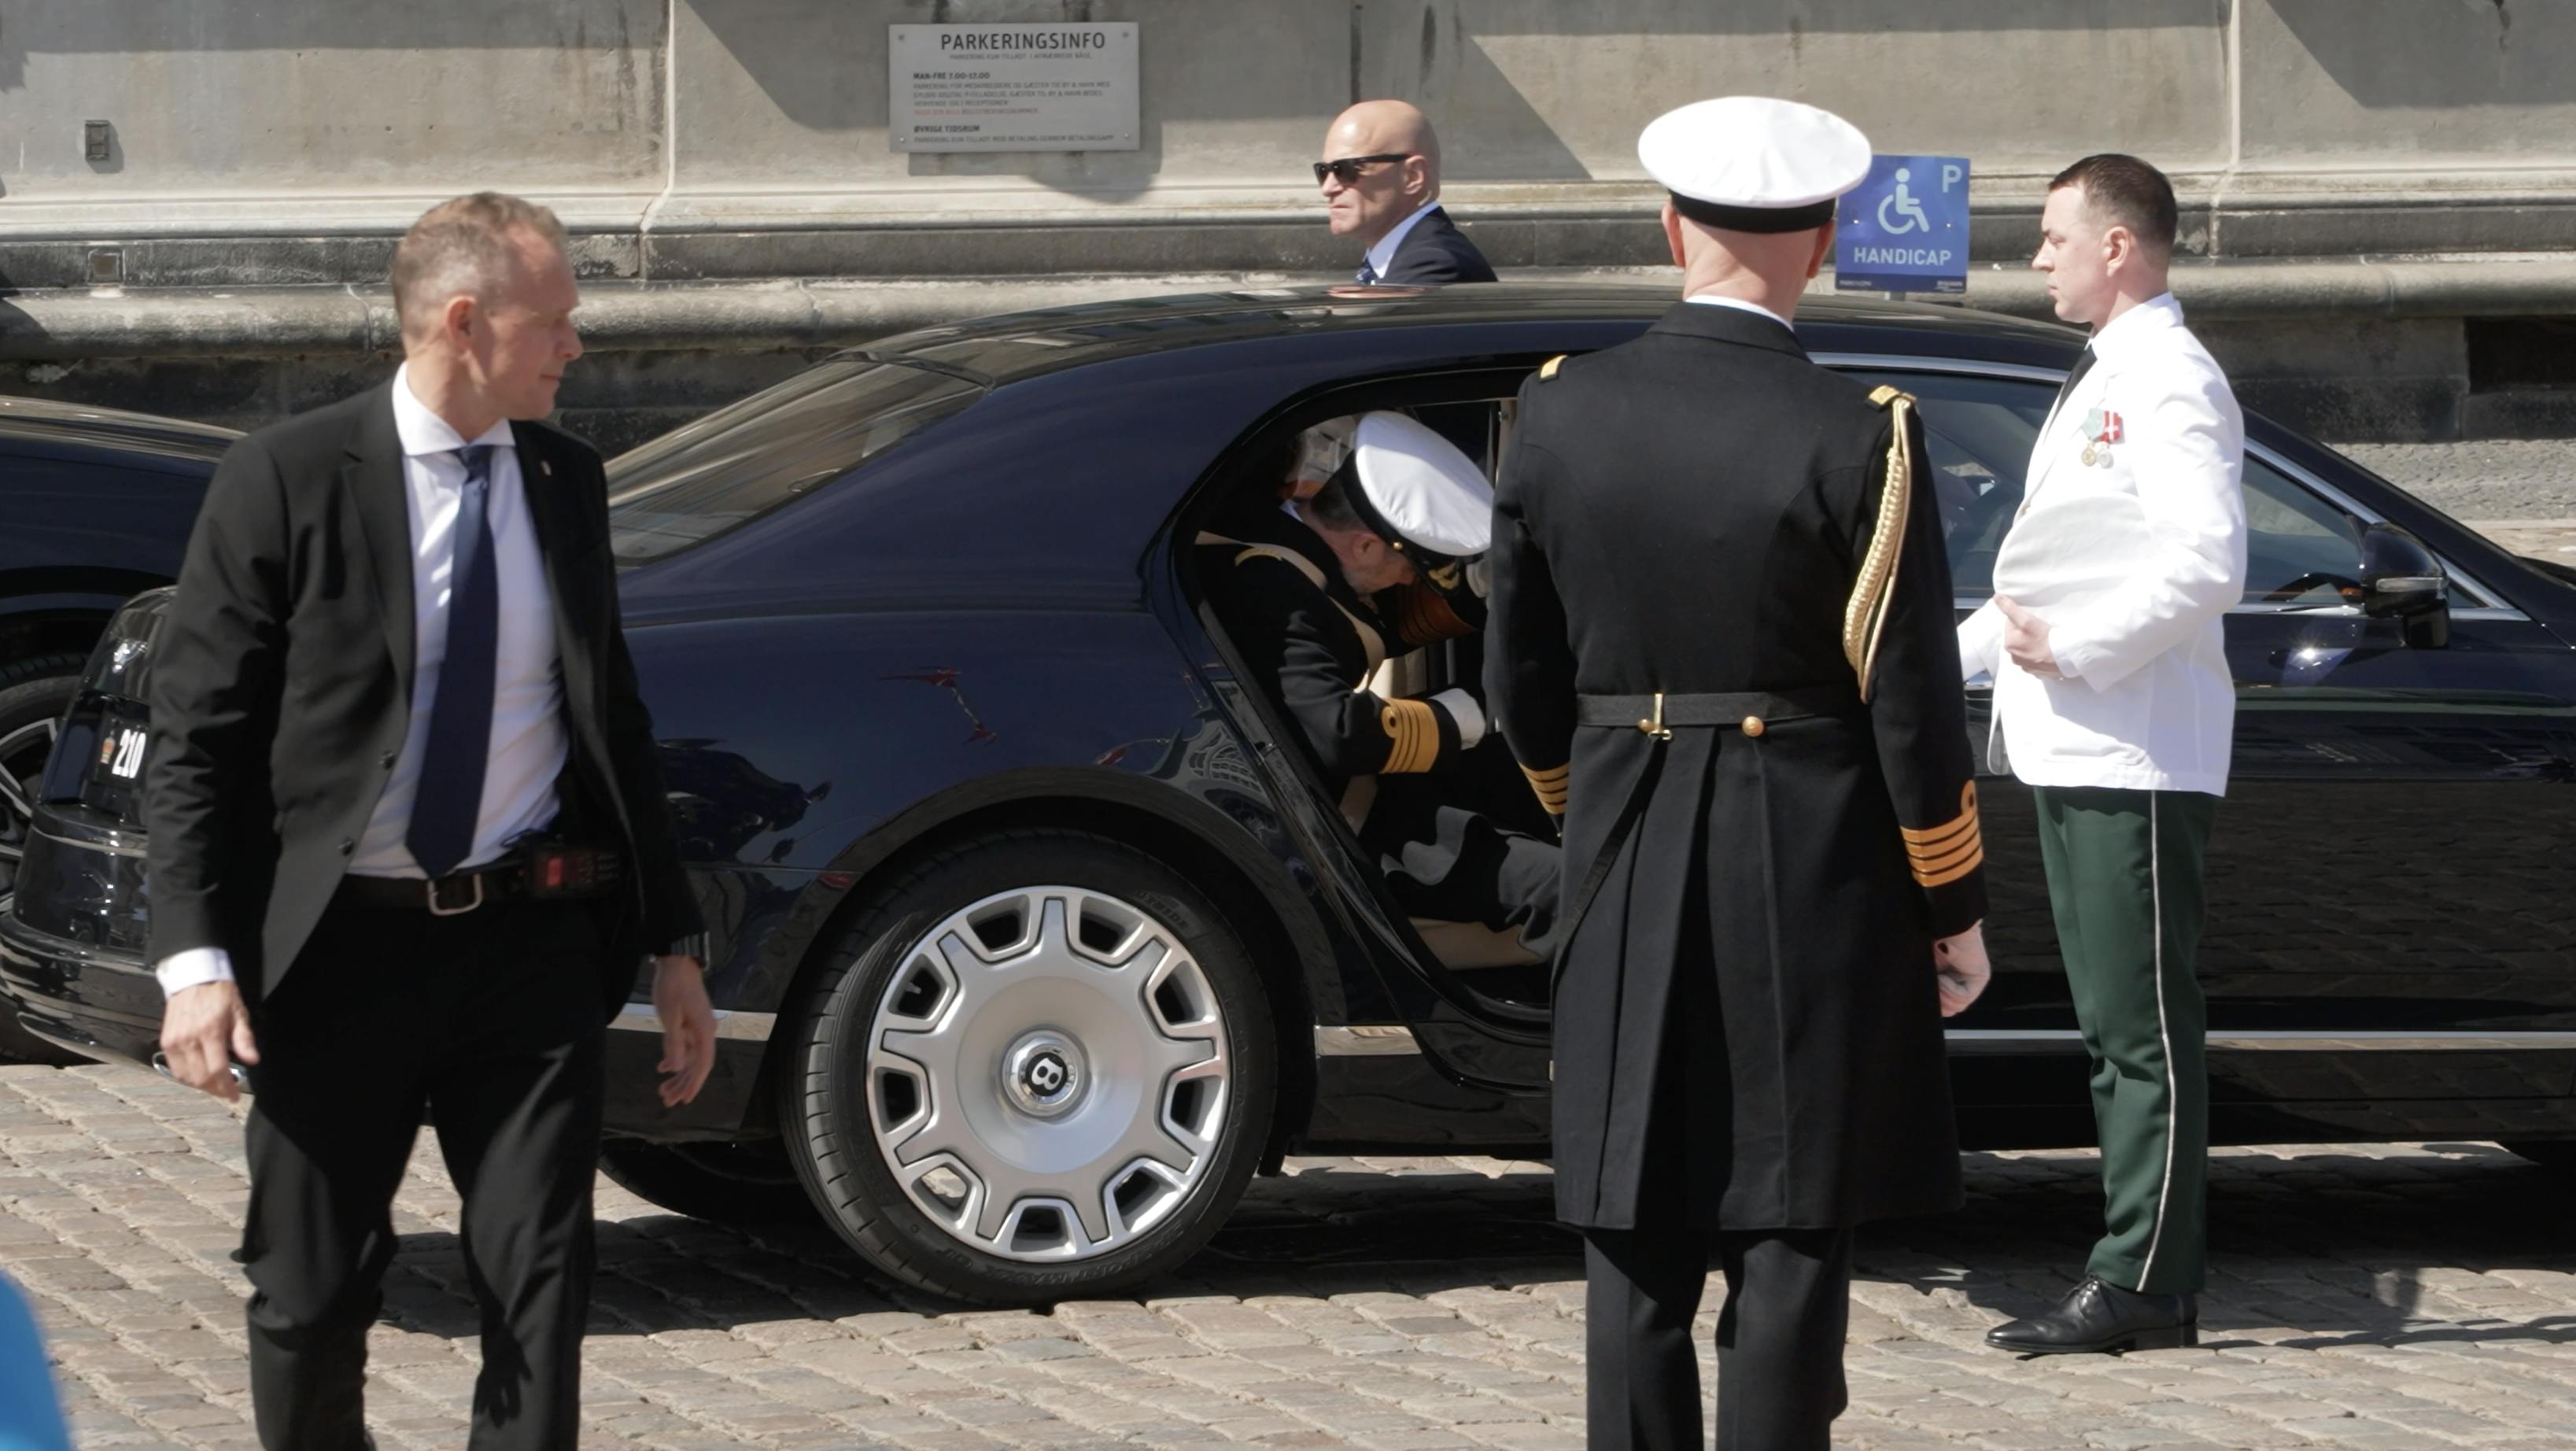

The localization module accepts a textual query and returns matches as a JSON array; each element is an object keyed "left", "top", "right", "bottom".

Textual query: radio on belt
[{"left": 516, "top": 835, "right": 622, "bottom": 899}]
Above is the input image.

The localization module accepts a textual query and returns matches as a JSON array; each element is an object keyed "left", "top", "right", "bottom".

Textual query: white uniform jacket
[{"left": 1957, "top": 293, "right": 2248, "bottom": 796}]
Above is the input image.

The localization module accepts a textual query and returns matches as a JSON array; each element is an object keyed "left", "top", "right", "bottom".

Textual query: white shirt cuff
[
  {"left": 1431, "top": 688, "right": 1486, "bottom": 751},
  {"left": 155, "top": 948, "right": 236, "bottom": 998}
]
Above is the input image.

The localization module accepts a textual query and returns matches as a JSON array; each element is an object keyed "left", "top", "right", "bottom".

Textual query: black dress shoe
[{"left": 1985, "top": 1276, "right": 2198, "bottom": 1355}]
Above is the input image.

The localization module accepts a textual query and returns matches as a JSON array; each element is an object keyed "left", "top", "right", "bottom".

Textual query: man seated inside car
[{"left": 1200, "top": 411, "right": 1561, "bottom": 970}]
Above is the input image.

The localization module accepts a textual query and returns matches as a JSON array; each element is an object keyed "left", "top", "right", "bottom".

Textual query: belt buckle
[{"left": 425, "top": 873, "right": 485, "bottom": 917}]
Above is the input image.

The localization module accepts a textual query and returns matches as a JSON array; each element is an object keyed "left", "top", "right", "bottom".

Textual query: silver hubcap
[
  {"left": 866, "top": 885, "right": 1231, "bottom": 1263},
  {"left": 0, "top": 715, "right": 59, "bottom": 916}
]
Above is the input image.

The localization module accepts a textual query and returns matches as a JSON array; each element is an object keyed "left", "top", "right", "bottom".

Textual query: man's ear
[
  {"left": 1805, "top": 222, "right": 1833, "bottom": 281},
  {"left": 1404, "top": 154, "right": 1434, "bottom": 204},
  {"left": 1662, "top": 201, "right": 1687, "bottom": 271},
  {"left": 2102, "top": 223, "right": 2135, "bottom": 279},
  {"left": 441, "top": 294, "right": 479, "bottom": 349}
]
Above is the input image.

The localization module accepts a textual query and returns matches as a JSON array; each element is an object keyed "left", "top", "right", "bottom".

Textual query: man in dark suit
[
  {"left": 1316, "top": 100, "right": 1497, "bottom": 286},
  {"left": 147, "top": 192, "right": 717, "bottom": 1451},
  {"left": 1485, "top": 98, "right": 1994, "bottom": 1449}
]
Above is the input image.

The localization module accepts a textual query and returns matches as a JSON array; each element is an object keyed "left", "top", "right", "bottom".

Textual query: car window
[
  {"left": 1852, "top": 370, "right": 2365, "bottom": 608},
  {"left": 605, "top": 360, "right": 985, "bottom": 564}
]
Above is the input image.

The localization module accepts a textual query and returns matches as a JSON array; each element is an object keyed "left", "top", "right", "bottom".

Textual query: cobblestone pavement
[
  {"left": 6, "top": 1066, "right": 2575, "bottom": 1451},
  {"left": 2339, "top": 439, "right": 2576, "bottom": 531}
]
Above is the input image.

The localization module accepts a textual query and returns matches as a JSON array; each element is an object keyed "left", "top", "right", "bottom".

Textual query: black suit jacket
[
  {"left": 1378, "top": 207, "right": 1497, "bottom": 285},
  {"left": 144, "top": 382, "right": 703, "bottom": 1018}
]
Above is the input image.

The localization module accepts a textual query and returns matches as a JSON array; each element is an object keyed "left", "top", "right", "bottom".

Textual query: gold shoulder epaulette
[
  {"left": 1538, "top": 354, "right": 1567, "bottom": 380},
  {"left": 1843, "top": 386, "right": 1918, "bottom": 701}
]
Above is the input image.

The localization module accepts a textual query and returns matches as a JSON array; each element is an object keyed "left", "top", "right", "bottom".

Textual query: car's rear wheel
[
  {"left": 781, "top": 829, "right": 1275, "bottom": 1304},
  {"left": 0, "top": 655, "right": 93, "bottom": 1067},
  {"left": 595, "top": 1137, "right": 816, "bottom": 1226}
]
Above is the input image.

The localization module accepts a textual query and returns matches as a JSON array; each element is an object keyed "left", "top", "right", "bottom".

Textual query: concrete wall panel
[
  {"left": 671, "top": 0, "right": 1351, "bottom": 198},
  {"left": 2242, "top": 0, "right": 2576, "bottom": 164},
  {"left": 0, "top": 2, "right": 666, "bottom": 198},
  {"left": 1360, "top": 0, "right": 2233, "bottom": 183}
]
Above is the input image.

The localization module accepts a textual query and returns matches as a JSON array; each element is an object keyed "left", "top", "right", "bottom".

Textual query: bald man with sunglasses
[{"left": 1316, "top": 100, "right": 1497, "bottom": 286}]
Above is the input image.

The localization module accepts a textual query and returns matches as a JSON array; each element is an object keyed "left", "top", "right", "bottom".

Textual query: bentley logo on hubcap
[{"left": 1024, "top": 1051, "right": 1068, "bottom": 1098}]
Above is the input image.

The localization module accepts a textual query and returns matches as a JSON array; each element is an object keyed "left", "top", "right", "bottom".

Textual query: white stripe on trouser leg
[{"left": 2136, "top": 792, "right": 2178, "bottom": 1292}]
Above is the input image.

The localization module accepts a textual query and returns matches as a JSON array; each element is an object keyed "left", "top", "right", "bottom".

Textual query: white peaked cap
[
  {"left": 1349, "top": 411, "right": 1493, "bottom": 559},
  {"left": 1637, "top": 97, "right": 1872, "bottom": 223}
]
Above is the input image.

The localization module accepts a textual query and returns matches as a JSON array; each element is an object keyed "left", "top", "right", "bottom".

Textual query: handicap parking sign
[{"left": 1836, "top": 155, "right": 1969, "bottom": 294}]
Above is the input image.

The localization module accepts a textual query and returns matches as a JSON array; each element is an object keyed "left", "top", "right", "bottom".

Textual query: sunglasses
[{"left": 1312, "top": 153, "right": 1411, "bottom": 185}]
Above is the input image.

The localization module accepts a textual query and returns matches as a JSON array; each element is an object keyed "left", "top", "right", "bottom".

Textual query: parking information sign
[
  {"left": 889, "top": 23, "right": 1140, "bottom": 153},
  {"left": 1836, "top": 154, "right": 1969, "bottom": 294}
]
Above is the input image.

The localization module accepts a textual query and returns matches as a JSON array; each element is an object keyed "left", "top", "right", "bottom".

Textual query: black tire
[
  {"left": 0, "top": 655, "right": 93, "bottom": 1068},
  {"left": 2502, "top": 1141, "right": 2576, "bottom": 1173},
  {"left": 595, "top": 1138, "right": 817, "bottom": 1227},
  {"left": 781, "top": 828, "right": 1277, "bottom": 1305}
]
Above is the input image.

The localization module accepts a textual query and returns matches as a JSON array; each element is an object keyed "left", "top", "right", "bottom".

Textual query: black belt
[
  {"left": 1574, "top": 685, "right": 1861, "bottom": 733},
  {"left": 1550, "top": 684, "right": 1858, "bottom": 993},
  {"left": 336, "top": 865, "right": 533, "bottom": 916}
]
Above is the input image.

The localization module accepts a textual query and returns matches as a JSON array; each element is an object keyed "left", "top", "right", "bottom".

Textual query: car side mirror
[{"left": 2358, "top": 522, "right": 2449, "bottom": 648}]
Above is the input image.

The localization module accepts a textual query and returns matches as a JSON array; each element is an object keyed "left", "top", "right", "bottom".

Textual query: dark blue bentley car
[
  {"left": 0, "top": 397, "right": 234, "bottom": 1062},
  {"left": 6, "top": 285, "right": 2575, "bottom": 1305}
]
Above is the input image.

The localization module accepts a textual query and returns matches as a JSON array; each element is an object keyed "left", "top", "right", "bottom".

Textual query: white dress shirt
[
  {"left": 1956, "top": 293, "right": 2248, "bottom": 796},
  {"left": 1685, "top": 293, "right": 1796, "bottom": 333},
  {"left": 154, "top": 367, "right": 570, "bottom": 996},
  {"left": 1364, "top": 198, "right": 1446, "bottom": 282}
]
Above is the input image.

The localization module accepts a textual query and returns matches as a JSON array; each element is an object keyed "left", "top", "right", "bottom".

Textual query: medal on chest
[{"left": 2077, "top": 408, "right": 2124, "bottom": 469}]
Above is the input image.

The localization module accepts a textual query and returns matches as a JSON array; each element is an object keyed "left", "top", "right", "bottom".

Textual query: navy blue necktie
[
  {"left": 407, "top": 444, "right": 498, "bottom": 879},
  {"left": 1355, "top": 260, "right": 1378, "bottom": 286}
]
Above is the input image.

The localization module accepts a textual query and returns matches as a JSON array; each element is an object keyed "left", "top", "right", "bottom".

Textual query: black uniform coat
[
  {"left": 144, "top": 384, "right": 705, "bottom": 1021},
  {"left": 1196, "top": 500, "right": 1471, "bottom": 805},
  {"left": 1485, "top": 302, "right": 1987, "bottom": 1231}
]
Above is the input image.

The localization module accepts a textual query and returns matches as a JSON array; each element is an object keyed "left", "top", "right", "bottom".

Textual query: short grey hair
[
  {"left": 389, "top": 191, "right": 570, "bottom": 331},
  {"left": 1306, "top": 472, "right": 1366, "bottom": 533}
]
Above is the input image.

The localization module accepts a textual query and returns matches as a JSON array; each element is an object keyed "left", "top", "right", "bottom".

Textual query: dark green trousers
[{"left": 2031, "top": 785, "right": 2216, "bottom": 1295}]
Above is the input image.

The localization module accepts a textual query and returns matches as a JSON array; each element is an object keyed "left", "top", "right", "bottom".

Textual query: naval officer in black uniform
[
  {"left": 1203, "top": 412, "right": 1558, "bottom": 958},
  {"left": 1485, "top": 98, "right": 1994, "bottom": 1449}
]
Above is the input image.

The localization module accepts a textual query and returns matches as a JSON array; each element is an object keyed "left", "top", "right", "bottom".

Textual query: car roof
[
  {"left": 0, "top": 394, "right": 241, "bottom": 467},
  {"left": 849, "top": 281, "right": 2083, "bottom": 387}
]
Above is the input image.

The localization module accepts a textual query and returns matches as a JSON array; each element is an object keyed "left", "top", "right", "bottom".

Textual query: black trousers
[
  {"left": 1585, "top": 1224, "right": 1854, "bottom": 1451},
  {"left": 239, "top": 891, "right": 606, "bottom": 1451}
]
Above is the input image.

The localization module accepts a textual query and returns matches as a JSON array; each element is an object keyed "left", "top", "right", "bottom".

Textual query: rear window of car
[{"left": 606, "top": 358, "right": 984, "bottom": 564}]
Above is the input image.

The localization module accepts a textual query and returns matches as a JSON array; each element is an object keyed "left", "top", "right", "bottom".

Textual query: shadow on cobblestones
[{"left": 1876, "top": 1141, "right": 2576, "bottom": 1353}]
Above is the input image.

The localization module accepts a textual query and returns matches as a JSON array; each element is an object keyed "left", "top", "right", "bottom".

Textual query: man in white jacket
[{"left": 1962, "top": 154, "right": 2247, "bottom": 1356}]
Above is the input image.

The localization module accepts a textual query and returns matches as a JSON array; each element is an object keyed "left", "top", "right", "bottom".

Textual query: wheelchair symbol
[{"left": 1877, "top": 168, "right": 1932, "bottom": 235}]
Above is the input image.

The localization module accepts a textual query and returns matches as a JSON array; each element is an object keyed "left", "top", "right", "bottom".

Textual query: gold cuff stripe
[
  {"left": 1381, "top": 697, "right": 1441, "bottom": 774},
  {"left": 1902, "top": 782, "right": 1982, "bottom": 888},
  {"left": 1521, "top": 763, "right": 1570, "bottom": 811},
  {"left": 1898, "top": 782, "right": 1980, "bottom": 845},
  {"left": 1914, "top": 842, "right": 1985, "bottom": 889},
  {"left": 1902, "top": 814, "right": 1977, "bottom": 855},
  {"left": 1909, "top": 836, "right": 1983, "bottom": 877}
]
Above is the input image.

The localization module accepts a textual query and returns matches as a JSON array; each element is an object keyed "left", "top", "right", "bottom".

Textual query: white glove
[
  {"left": 1430, "top": 689, "right": 1486, "bottom": 751},
  {"left": 1934, "top": 922, "right": 1990, "bottom": 1018}
]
